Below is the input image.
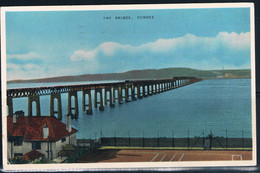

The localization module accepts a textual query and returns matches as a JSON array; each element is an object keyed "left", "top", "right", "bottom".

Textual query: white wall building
[{"left": 7, "top": 113, "right": 77, "bottom": 161}]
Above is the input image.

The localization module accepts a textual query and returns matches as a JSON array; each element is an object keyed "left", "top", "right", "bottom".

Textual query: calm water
[{"left": 7, "top": 79, "right": 252, "bottom": 139}]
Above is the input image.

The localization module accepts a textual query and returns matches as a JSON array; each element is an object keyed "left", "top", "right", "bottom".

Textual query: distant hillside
[{"left": 7, "top": 68, "right": 251, "bottom": 83}]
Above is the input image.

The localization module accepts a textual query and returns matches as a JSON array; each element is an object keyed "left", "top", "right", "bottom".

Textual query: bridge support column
[
  {"left": 68, "top": 91, "right": 78, "bottom": 119},
  {"left": 94, "top": 89, "right": 104, "bottom": 111},
  {"left": 83, "top": 90, "right": 92, "bottom": 115},
  {"left": 137, "top": 86, "right": 142, "bottom": 99},
  {"left": 113, "top": 87, "right": 121, "bottom": 104},
  {"left": 109, "top": 87, "right": 115, "bottom": 107},
  {"left": 104, "top": 88, "right": 109, "bottom": 105},
  {"left": 159, "top": 84, "right": 162, "bottom": 93},
  {"left": 153, "top": 84, "right": 157, "bottom": 94},
  {"left": 148, "top": 85, "right": 152, "bottom": 96},
  {"left": 7, "top": 97, "right": 13, "bottom": 116},
  {"left": 121, "top": 86, "right": 126, "bottom": 102},
  {"left": 131, "top": 85, "right": 137, "bottom": 101},
  {"left": 143, "top": 85, "right": 148, "bottom": 97},
  {"left": 118, "top": 86, "right": 123, "bottom": 104},
  {"left": 170, "top": 82, "right": 173, "bottom": 89},
  {"left": 28, "top": 95, "right": 41, "bottom": 117},
  {"left": 125, "top": 85, "right": 130, "bottom": 102},
  {"left": 50, "top": 93, "right": 62, "bottom": 120},
  {"left": 161, "top": 83, "right": 164, "bottom": 92}
]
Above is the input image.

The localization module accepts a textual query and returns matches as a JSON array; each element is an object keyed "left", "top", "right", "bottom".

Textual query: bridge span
[{"left": 7, "top": 77, "right": 202, "bottom": 120}]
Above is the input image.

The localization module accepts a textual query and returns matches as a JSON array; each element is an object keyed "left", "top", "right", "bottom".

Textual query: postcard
[{"left": 1, "top": 3, "right": 256, "bottom": 171}]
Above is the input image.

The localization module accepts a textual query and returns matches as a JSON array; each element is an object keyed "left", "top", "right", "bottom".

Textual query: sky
[{"left": 5, "top": 7, "right": 251, "bottom": 80}]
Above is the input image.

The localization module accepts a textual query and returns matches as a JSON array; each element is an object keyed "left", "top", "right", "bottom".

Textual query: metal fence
[{"left": 98, "top": 130, "right": 252, "bottom": 150}]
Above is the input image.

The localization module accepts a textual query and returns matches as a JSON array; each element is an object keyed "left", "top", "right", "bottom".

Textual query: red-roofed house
[{"left": 7, "top": 113, "right": 77, "bottom": 161}]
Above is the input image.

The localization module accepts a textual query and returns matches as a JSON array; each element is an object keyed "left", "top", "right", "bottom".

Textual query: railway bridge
[{"left": 7, "top": 77, "right": 202, "bottom": 120}]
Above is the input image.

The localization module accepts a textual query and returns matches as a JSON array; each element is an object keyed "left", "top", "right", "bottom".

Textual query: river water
[{"left": 7, "top": 79, "right": 252, "bottom": 139}]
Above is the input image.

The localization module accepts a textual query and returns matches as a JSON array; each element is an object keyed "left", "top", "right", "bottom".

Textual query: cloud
[
  {"left": 216, "top": 32, "right": 250, "bottom": 50},
  {"left": 7, "top": 32, "right": 251, "bottom": 81},
  {"left": 71, "top": 50, "right": 97, "bottom": 61},
  {"left": 7, "top": 51, "right": 44, "bottom": 60},
  {"left": 70, "top": 42, "right": 133, "bottom": 61},
  {"left": 70, "top": 32, "right": 251, "bottom": 72},
  {"left": 7, "top": 63, "right": 20, "bottom": 70},
  {"left": 7, "top": 63, "right": 46, "bottom": 81},
  {"left": 23, "top": 64, "right": 41, "bottom": 70}
]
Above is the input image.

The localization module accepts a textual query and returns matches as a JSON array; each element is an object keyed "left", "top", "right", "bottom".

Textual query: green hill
[{"left": 7, "top": 68, "right": 251, "bottom": 83}]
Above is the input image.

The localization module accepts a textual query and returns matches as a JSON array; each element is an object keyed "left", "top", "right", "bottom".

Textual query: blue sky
[{"left": 5, "top": 7, "right": 251, "bottom": 80}]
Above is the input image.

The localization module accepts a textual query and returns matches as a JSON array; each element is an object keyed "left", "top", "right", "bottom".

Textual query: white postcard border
[{"left": 1, "top": 3, "right": 256, "bottom": 171}]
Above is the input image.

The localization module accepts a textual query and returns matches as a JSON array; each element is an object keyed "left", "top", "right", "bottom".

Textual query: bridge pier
[
  {"left": 131, "top": 85, "right": 137, "bottom": 101},
  {"left": 162, "top": 83, "right": 165, "bottom": 92},
  {"left": 143, "top": 85, "right": 148, "bottom": 97},
  {"left": 28, "top": 95, "right": 41, "bottom": 117},
  {"left": 152, "top": 84, "right": 156, "bottom": 94},
  {"left": 148, "top": 85, "right": 152, "bottom": 96},
  {"left": 125, "top": 85, "right": 131, "bottom": 102},
  {"left": 7, "top": 97, "right": 13, "bottom": 116},
  {"left": 121, "top": 86, "right": 126, "bottom": 102},
  {"left": 104, "top": 88, "right": 109, "bottom": 105},
  {"left": 137, "top": 86, "right": 142, "bottom": 99},
  {"left": 83, "top": 90, "right": 93, "bottom": 115},
  {"left": 105, "top": 87, "right": 115, "bottom": 107},
  {"left": 113, "top": 86, "right": 123, "bottom": 104},
  {"left": 50, "top": 93, "right": 62, "bottom": 120},
  {"left": 94, "top": 88, "right": 105, "bottom": 111},
  {"left": 68, "top": 91, "right": 78, "bottom": 119},
  {"left": 155, "top": 84, "right": 158, "bottom": 94}
]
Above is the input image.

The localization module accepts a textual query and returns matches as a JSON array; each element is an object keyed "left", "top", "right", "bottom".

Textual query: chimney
[
  {"left": 43, "top": 124, "right": 49, "bottom": 138},
  {"left": 66, "top": 114, "right": 72, "bottom": 132}
]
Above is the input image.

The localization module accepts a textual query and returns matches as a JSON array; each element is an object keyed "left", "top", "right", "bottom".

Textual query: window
[
  {"left": 32, "top": 141, "right": 41, "bottom": 150},
  {"left": 14, "top": 137, "right": 23, "bottom": 146},
  {"left": 61, "top": 137, "right": 66, "bottom": 143}
]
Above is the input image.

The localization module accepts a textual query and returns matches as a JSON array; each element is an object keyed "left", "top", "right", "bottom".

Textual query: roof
[
  {"left": 22, "top": 150, "right": 44, "bottom": 161},
  {"left": 7, "top": 116, "right": 77, "bottom": 141}
]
